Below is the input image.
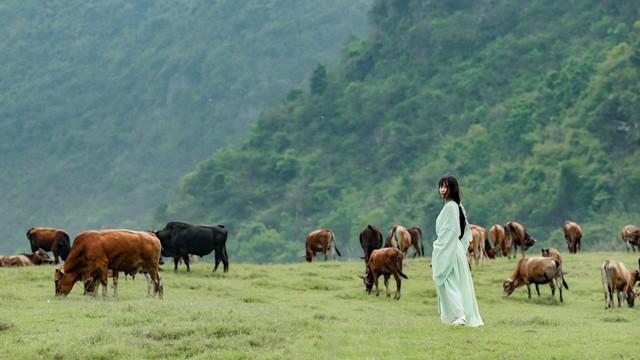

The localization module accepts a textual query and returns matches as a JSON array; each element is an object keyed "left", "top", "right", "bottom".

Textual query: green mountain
[
  {"left": 160, "top": 0, "right": 640, "bottom": 263},
  {"left": 0, "top": 0, "right": 371, "bottom": 253}
]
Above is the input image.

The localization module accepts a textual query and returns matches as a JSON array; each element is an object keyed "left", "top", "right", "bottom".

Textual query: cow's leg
[
  {"left": 557, "top": 278, "right": 563, "bottom": 303},
  {"left": 143, "top": 272, "right": 152, "bottom": 296},
  {"left": 617, "top": 290, "right": 623, "bottom": 307},
  {"left": 53, "top": 250, "right": 60, "bottom": 265},
  {"left": 535, "top": 283, "right": 540, "bottom": 297},
  {"left": 393, "top": 272, "right": 401, "bottom": 300},
  {"left": 183, "top": 255, "right": 190, "bottom": 272},
  {"left": 383, "top": 275, "right": 390, "bottom": 297},
  {"left": 96, "top": 267, "right": 109, "bottom": 299},
  {"left": 173, "top": 257, "right": 180, "bottom": 271},
  {"left": 147, "top": 269, "right": 162, "bottom": 299},
  {"left": 112, "top": 271, "right": 119, "bottom": 298},
  {"left": 526, "top": 284, "right": 532, "bottom": 299},
  {"left": 222, "top": 247, "right": 229, "bottom": 273},
  {"left": 373, "top": 271, "right": 380, "bottom": 296}
]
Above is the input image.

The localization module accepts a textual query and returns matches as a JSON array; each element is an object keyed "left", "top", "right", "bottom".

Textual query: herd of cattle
[
  {"left": 305, "top": 220, "right": 640, "bottom": 306},
  {"left": 1, "top": 219, "right": 640, "bottom": 309}
]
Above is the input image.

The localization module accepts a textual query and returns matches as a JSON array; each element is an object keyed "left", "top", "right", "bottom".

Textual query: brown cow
[
  {"left": 489, "top": 224, "right": 507, "bottom": 258},
  {"left": 503, "top": 256, "right": 567, "bottom": 302},
  {"left": 563, "top": 221, "right": 582, "bottom": 254},
  {"left": 26, "top": 227, "right": 71, "bottom": 264},
  {"left": 359, "top": 224, "right": 383, "bottom": 269},
  {"left": 305, "top": 229, "right": 341, "bottom": 262},
  {"left": 504, "top": 221, "right": 536, "bottom": 258},
  {"left": 54, "top": 229, "right": 163, "bottom": 299},
  {"left": 0, "top": 248, "right": 53, "bottom": 266},
  {"left": 621, "top": 225, "right": 640, "bottom": 252},
  {"left": 406, "top": 226, "right": 424, "bottom": 257},
  {"left": 484, "top": 237, "right": 497, "bottom": 259},
  {"left": 362, "top": 247, "right": 408, "bottom": 300},
  {"left": 385, "top": 225, "right": 412, "bottom": 258},
  {"left": 600, "top": 259, "right": 639, "bottom": 308},
  {"left": 468, "top": 224, "right": 486, "bottom": 268}
]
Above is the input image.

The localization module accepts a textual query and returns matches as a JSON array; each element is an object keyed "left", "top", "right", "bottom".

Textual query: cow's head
[
  {"left": 34, "top": 248, "right": 54, "bottom": 265},
  {"left": 626, "top": 288, "right": 637, "bottom": 308},
  {"left": 523, "top": 234, "right": 536, "bottom": 250},
  {"left": 362, "top": 271, "right": 374, "bottom": 294},
  {"left": 502, "top": 278, "right": 516, "bottom": 296},
  {"left": 54, "top": 268, "right": 76, "bottom": 297}
]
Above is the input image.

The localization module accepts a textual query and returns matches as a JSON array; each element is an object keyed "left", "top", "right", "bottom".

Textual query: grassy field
[{"left": 0, "top": 251, "right": 639, "bottom": 359}]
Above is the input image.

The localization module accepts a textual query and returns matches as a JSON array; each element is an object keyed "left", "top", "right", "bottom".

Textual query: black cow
[
  {"left": 154, "top": 221, "right": 229, "bottom": 272},
  {"left": 359, "top": 224, "right": 383, "bottom": 270}
]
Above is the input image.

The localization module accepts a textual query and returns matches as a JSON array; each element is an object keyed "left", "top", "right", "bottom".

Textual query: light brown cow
[
  {"left": 54, "top": 229, "right": 163, "bottom": 299},
  {"left": 489, "top": 224, "right": 507, "bottom": 258},
  {"left": 621, "top": 225, "right": 640, "bottom": 252},
  {"left": 541, "top": 247, "right": 569, "bottom": 290},
  {"left": 385, "top": 225, "right": 412, "bottom": 258},
  {"left": 0, "top": 248, "right": 53, "bottom": 266},
  {"left": 563, "top": 221, "right": 582, "bottom": 254},
  {"left": 502, "top": 256, "right": 567, "bottom": 302},
  {"left": 504, "top": 221, "right": 536, "bottom": 258},
  {"left": 600, "top": 260, "right": 639, "bottom": 308},
  {"left": 26, "top": 227, "right": 71, "bottom": 264},
  {"left": 468, "top": 224, "right": 486, "bottom": 268},
  {"left": 362, "top": 247, "right": 408, "bottom": 300},
  {"left": 305, "top": 229, "right": 341, "bottom": 262}
]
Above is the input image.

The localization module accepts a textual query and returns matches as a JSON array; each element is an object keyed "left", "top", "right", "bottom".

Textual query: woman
[{"left": 431, "top": 175, "right": 483, "bottom": 327}]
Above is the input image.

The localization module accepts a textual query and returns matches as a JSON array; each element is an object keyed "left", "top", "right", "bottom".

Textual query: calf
[
  {"left": 0, "top": 249, "right": 54, "bottom": 266},
  {"left": 505, "top": 221, "right": 536, "bottom": 258},
  {"left": 489, "top": 224, "right": 506, "bottom": 258},
  {"left": 563, "top": 221, "right": 582, "bottom": 254},
  {"left": 600, "top": 260, "right": 640, "bottom": 308},
  {"left": 503, "top": 257, "right": 566, "bottom": 302},
  {"left": 362, "top": 247, "right": 408, "bottom": 300},
  {"left": 621, "top": 225, "right": 640, "bottom": 252},
  {"left": 305, "top": 229, "right": 341, "bottom": 262}
]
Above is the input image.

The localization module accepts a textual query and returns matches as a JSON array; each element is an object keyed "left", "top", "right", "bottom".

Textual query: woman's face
[{"left": 439, "top": 182, "right": 448, "bottom": 200}]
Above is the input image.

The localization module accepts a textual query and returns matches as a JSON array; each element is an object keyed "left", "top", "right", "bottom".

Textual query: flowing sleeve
[{"left": 431, "top": 202, "right": 460, "bottom": 286}]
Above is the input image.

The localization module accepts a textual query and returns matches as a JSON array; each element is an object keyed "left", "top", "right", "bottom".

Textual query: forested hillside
[
  {"left": 0, "top": 0, "right": 371, "bottom": 253},
  {"left": 159, "top": 0, "right": 640, "bottom": 263}
]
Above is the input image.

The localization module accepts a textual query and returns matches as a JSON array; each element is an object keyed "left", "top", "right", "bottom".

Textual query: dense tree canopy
[{"left": 159, "top": 0, "right": 640, "bottom": 263}]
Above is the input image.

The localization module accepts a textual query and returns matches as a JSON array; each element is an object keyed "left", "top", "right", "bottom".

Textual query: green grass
[{"left": 1, "top": 251, "right": 639, "bottom": 359}]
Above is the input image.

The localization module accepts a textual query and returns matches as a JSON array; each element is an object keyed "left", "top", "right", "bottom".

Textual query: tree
[{"left": 310, "top": 63, "right": 328, "bottom": 95}]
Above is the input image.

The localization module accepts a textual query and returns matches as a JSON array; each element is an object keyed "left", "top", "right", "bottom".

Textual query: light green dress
[{"left": 432, "top": 200, "right": 484, "bottom": 327}]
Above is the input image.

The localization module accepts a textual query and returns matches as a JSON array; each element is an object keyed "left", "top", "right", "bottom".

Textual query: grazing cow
[
  {"left": 468, "top": 224, "right": 486, "bottom": 268},
  {"left": 600, "top": 259, "right": 640, "bottom": 308},
  {"left": 407, "top": 226, "right": 424, "bottom": 257},
  {"left": 489, "top": 224, "right": 507, "bottom": 258},
  {"left": 502, "top": 257, "right": 567, "bottom": 302},
  {"left": 362, "top": 247, "right": 408, "bottom": 300},
  {"left": 54, "top": 229, "right": 163, "bottom": 299},
  {"left": 621, "top": 225, "right": 640, "bottom": 252},
  {"left": 154, "top": 222, "right": 229, "bottom": 272},
  {"left": 563, "top": 221, "right": 582, "bottom": 254},
  {"left": 504, "top": 221, "right": 536, "bottom": 258},
  {"left": 305, "top": 228, "right": 341, "bottom": 262},
  {"left": 26, "top": 227, "right": 71, "bottom": 264},
  {"left": 359, "top": 224, "right": 383, "bottom": 268},
  {"left": 484, "top": 237, "right": 497, "bottom": 259},
  {"left": 385, "top": 225, "right": 412, "bottom": 257},
  {"left": 0, "top": 248, "right": 54, "bottom": 266}
]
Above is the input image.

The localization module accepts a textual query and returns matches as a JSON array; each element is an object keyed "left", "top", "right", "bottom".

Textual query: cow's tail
[
  {"left": 398, "top": 270, "right": 408, "bottom": 279},
  {"left": 329, "top": 230, "right": 341, "bottom": 258},
  {"left": 555, "top": 260, "right": 569, "bottom": 290},
  {"left": 390, "top": 226, "right": 399, "bottom": 248}
]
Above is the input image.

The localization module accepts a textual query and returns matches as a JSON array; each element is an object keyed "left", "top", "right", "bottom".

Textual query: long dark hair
[{"left": 438, "top": 175, "right": 466, "bottom": 239}]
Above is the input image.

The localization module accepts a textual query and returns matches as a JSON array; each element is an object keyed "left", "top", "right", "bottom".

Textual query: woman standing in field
[{"left": 431, "top": 175, "right": 483, "bottom": 327}]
